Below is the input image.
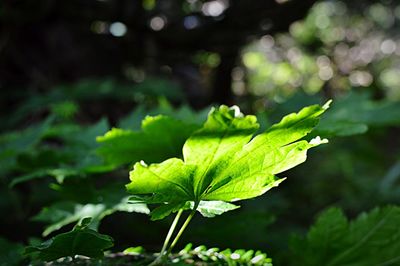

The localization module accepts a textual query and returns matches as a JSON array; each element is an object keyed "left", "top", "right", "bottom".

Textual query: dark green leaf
[
  {"left": 290, "top": 206, "right": 400, "bottom": 266},
  {"left": 33, "top": 188, "right": 149, "bottom": 236},
  {"left": 25, "top": 218, "right": 113, "bottom": 261},
  {"left": 316, "top": 92, "right": 400, "bottom": 136}
]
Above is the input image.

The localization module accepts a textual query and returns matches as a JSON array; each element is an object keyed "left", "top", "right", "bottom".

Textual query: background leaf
[
  {"left": 290, "top": 206, "right": 400, "bottom": 266},
  {"left": 97, "top": 115, "right": 200, "bottom": 167},
  {"left": 25, "top": 218, "right": 114, "bottom": 262}
]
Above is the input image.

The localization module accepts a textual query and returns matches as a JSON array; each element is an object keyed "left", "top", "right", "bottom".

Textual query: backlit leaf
[{"left": 127, "top": 104, "right": 329, "bottom": 219}]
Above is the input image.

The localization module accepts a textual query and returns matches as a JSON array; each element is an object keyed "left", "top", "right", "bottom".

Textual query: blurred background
[{"left": 1, "top": 0, "right": 400, "bottom": 264}]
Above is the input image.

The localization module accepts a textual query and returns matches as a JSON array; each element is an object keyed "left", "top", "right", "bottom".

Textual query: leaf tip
[
  {"left": 229, "top": 105, "right": 244, "bottom": 118},
  {"left": 322, "top": 99, "right": 332, "bottom": 110},
  {"left": 309, "top": 136, "right": 328, "bottom": 145}
]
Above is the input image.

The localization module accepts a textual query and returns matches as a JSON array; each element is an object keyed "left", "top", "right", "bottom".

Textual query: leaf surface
[
  {"left": 97, "top": 116, "right": 199, "bottom": 167},
  {"left": 33, "top": 187, "right": 149, "bottom": 236},
  {"left": 127, "top": 104, "right": 329, "bottom": 219},
  {"left": 25, "top": 218, "right": 113, "bottom": 261},
  {"left": 290, "top": 206, "right": 400, "bottom": 266},
  {"left": 194, "top": 201, "right": 240, "bottom": 218}
]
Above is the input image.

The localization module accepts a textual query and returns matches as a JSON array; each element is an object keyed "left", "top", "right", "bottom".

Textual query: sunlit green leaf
[{"left": 127, "top": 104, "right": 329, "bottom": 219}]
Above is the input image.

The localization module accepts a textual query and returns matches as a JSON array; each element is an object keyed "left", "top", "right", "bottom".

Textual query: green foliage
[
  {"left": 118, "top": 100, "right": 208, "bottom": 130},
  {"left": 264, "top": 91, "right": 400, "bottom": 137},
  {"left": 290, "top": 206, "right": 400, "bottom": 266},
  {"left": 316, "top": 92, "right": 400, "bottom": 136},
  {"left": 25, "top": 218, "right": 113, "bottom": 262},
  {"left": 97, "top": 115, "right": 200, "bottom": 168},
  {"left": 3, "top": 93, "right": 399, "bottom": 265},
  {"left": 9, "top": 118, "right": 111, "bottom": 186},
  {"left": 0, "top": 117, "right": 53, "bottom": 177},
  {"left": 177, "top": 243, "right": 272, "bottom": 266},
  {"left": 127, "top": 103, "right": 329, "bottom": 221},
  {"left": 51, "top": 101, "right": 79, "bottom": 120},
  {"left": 32, "top": 194, "right": 149, "bottom": 237}
]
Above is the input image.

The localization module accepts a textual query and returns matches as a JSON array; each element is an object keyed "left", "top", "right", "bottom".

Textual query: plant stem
[
  {"left": 160, "top": 209, "right": 183, "bottom": 257},
  {"left": 167, "top": 203, "right": 199, "bottom": 255},
  {"left": 149, "top": 209, "right": 183, "bottom": 266}
]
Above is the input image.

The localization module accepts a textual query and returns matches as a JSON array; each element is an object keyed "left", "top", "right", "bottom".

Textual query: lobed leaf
[{"left": 127, "top": 104, "right": 329, "bottom": 219}]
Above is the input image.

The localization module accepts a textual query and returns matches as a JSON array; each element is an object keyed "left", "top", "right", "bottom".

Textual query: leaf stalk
[
  {"left": 167, "top": 202, "right": 199, "bottom": 254},
  {"left": 149, "top": 209, "right": 183, "bottom": 266}
]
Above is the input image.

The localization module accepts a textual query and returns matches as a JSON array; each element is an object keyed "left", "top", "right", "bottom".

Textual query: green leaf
[
  {"left": 10, "top": 168, "right": 80, "bottom": 187},
  {"left": 268, "top": 92, "right": 400, "bottom": 137},
  {"left": 118, "top": 101, "right": 208, "bottom": 130},
  {"left": 0, "top": 117, "right": 53, "bottom": 177},
  {"left": 290, "top": 206, "right": 400, "bottom": 266},
  {"left": 33, "top": 187, "right": 149, "bottom": 236},
  {"left": 149, "top": 202, "right": 189, "bottom": 221},
  {"left": 194, "top": 201, "right": 240, "bottom": 218},
  {"left": 9, "top": 119, "right": 111, "bottom": 186},
  {"left": 316, "top": 92, "right": 400, "bottom": 136},
  {"left": 127, "top": 104, "right": 328, "bottom": 219},
  {"left": 97, "top": 115, "right": 200, "bottom": 167},
  {"left": 148, "top": 201, "right": 239, "bottom": 221},
  {"left": 123, "top": 246, "right": 145, "bottom": 255},
  {"left": 25, "top": 218, "right": 113, "bottom": 262}
]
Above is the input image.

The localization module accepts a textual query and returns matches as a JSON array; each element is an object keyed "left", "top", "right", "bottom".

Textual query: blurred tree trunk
[{"left": 212, "top": 51, "right": 239, "bottom": 105}]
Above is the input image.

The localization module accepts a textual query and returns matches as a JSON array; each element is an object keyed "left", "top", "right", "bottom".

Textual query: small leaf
[
  {"left": 123, "top": 246, "right": 145, "bottom": 255},
  {"left": 33, "top": 194, "right": 149, "bottom": 236},
  {"left": 194, "top": 201, "right": 240, "bottom": 218},
  {"left": 25, "top": 218, "right": 113, "bottom": 262},
  {"left": 150, "top": 202, "right": 189, "bottom": 221}
]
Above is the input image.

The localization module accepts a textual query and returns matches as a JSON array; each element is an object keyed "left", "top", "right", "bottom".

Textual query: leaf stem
[
  {"left": 161, "top": 209, "right": 183, "bottom": 256},
  {"left": 167, "top": 202, "right": 199, "bottom": 254},
  {"left": 149, "top": 209, "right": 183, "bottom": 266}
]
